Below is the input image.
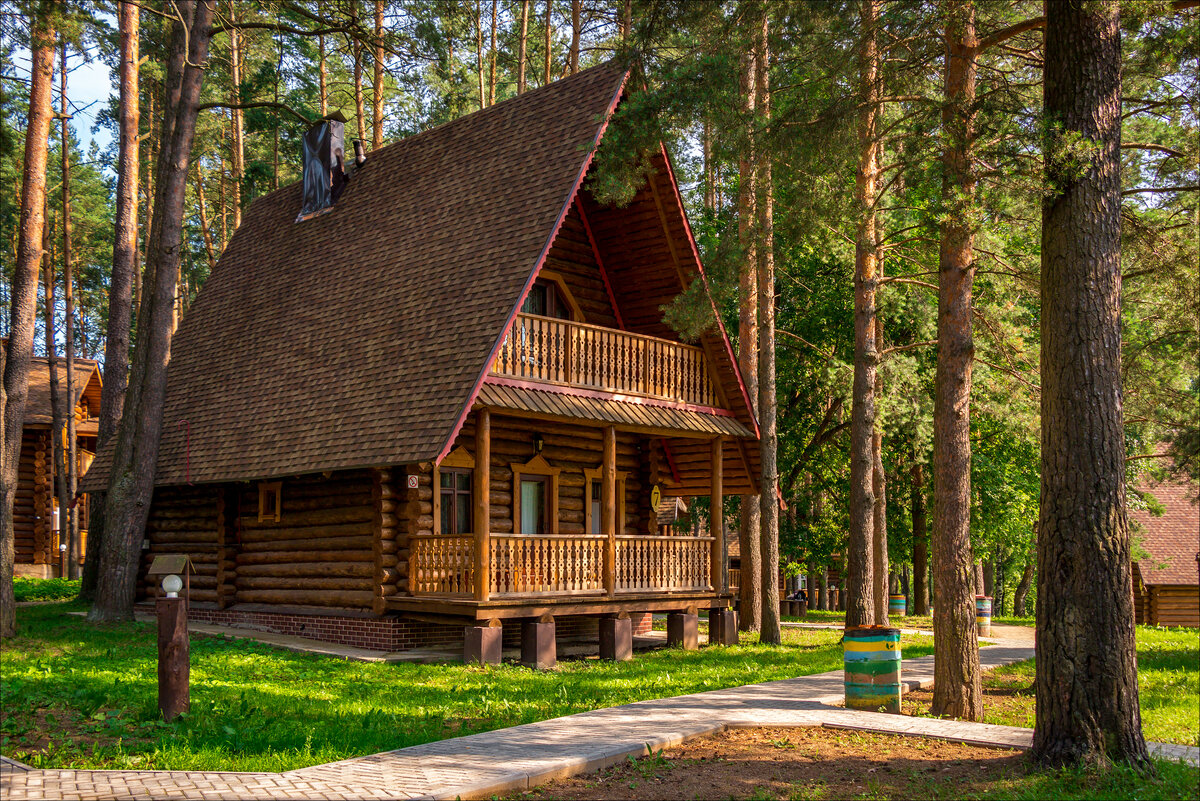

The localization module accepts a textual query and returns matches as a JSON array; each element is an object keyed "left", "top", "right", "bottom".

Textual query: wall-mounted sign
[
  {"left": 407, "top": 475, "right": 419, "bottom": 489},
  {"left": 650, "top": 484, "right": 662, "bottom": 510}
]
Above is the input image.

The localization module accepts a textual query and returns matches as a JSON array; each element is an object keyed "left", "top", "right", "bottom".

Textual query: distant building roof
[
  {"left": 1130, "top": 471, "right": 1199, "bottom": 587},
  {"left": 22, "top": 355, "right": 102, "bottom": 430}
]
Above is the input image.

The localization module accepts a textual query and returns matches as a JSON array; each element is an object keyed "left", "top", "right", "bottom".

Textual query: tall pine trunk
[
  {"left": 1013, "top": 552, "right": 1033, "bottom": 617},
  {"left": 373, "top": 0, "right": 385, "bottom": 148},
  {"left": 89, "top": 0, "right": 216, "bottom": 623},
  {"left": 736, "top": 33, "right": 761, "bottom": 633},
  {"left": 569, "top": 0, "right": 580, "bottom": 73},
  {"left": 755, "top": 10, "right": 781, "bottom": 646},
  {"left": 931, "top": 0, "right": 982, "bottom": 720},
  {"left": 1, "top": 7, "right": 55, "bottom": 637},
  {"left": 846, "top": 0, "right": 881, "bottom": 629},
  {"left": 81, "top": 0, "right": 139, "bottom": 602},
  {"left": 872, "top": 313, "right": 888, "bottom": 625},
  {"left": 60, "top": 43, "right": 79, "bottom": 579},
  {"left": 911, "top": 458, "right": 929, "bottom": 615},
  {"left": 1033, "top": 0, "right": 1147, "bottom": 768},
  {"left": 228, "top": 1, "right": 243, "bottom": 230},
  {"left": 518, "top": 0, "right": 529, "bottom": 93},
  {"left": 488, "top": 0, "right": 498, "bottom": 106}
]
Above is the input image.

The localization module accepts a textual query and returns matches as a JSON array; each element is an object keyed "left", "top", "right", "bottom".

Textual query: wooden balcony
[
  {"left": 409, "top": 532, "right": 714, "bottom": 599},
  {"left": 491, "top": 313, "right": 720, "bottom": 408}
]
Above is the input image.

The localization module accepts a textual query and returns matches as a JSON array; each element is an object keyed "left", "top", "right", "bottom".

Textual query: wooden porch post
[
  {"left": 474, "top": 409, "right": 491, "bottom": 602},
  {"left": 603, "top": 425, "right": 617, "bottom": 597},
  {"left": 710, "top": 437, "right": 724, "bottom": 593}
]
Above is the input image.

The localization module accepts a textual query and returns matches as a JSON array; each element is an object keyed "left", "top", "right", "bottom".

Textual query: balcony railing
[
  {"left": 410, "top": 533, "right": 714, "bottom": 599},
  {"left": 491, "top": 313, "right": 720, "bottom": 408}
]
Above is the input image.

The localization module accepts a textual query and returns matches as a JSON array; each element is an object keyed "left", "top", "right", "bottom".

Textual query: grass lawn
[
  {"left": 0, "top": 601, "right": 935, "bottom": 773},
  {"left": 12, "top": 577, "right": 81, "bottom": 603},
  {"left": 903, "top": 625, "right": 1199, "bottom": 747}
]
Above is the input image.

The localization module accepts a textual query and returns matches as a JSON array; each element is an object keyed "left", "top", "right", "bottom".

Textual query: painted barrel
[
  {"left": 976, "top": 595, "right": 993, "bottom": 637},
  {"left": 844, "top": 626, "right": 902, "bottom": 713},
  {"left": 888, "top": 594, "right": 907, "bottom": 617}
]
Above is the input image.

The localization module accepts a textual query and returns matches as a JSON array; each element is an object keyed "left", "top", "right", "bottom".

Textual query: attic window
[
  {"left": 258, "top": 482, "right": 282, "bottom": 523},
  {"left": 522, "top": 279, "right": 572, "bottom": 320}
]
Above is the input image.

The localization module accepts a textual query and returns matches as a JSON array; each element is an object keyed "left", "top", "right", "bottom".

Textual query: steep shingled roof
[
  {"left": 1130, "top": 473, "right": 1200, "bottom": 587},
  {"left": 88, "top": 64, "right": 632, "bottom": 487},
  {"left": 23, "top": 355, "right": 102, "bottom": 430}
]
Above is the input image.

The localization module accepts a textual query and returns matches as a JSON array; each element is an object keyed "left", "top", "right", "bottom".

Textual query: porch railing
[
  {"left": 491, "top": 313, "right": 720, "bottom": 407},
  {"left": 409, "top": 533, "right": 715, "bottom": 598}
]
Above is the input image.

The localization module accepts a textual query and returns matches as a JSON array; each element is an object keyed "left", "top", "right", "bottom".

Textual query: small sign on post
[{"left": 147, "top": 554, "right": 194, "bottom": 721}]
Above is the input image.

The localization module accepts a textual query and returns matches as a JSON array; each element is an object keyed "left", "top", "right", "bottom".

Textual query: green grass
[
  {"left": 12, "top": 577, "right": 81, "bottom": 603},
  {"left": 0, "top": 602, "right": 935, "bottom": 773},
  {"left": 908, "top": 626, "right": 1199, "bottom": 747},
  {"left": 970, "top": 759, "right": 1200, "bottom": 801}
]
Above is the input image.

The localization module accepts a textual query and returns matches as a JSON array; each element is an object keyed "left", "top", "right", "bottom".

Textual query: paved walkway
[{"left": 3, "top": 643, "right": 1195, "bottom": 800}]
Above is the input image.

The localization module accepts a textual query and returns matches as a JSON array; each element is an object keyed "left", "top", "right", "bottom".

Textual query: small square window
[{"left": 258, "top": 482, "right": 282, "bottom": 523}]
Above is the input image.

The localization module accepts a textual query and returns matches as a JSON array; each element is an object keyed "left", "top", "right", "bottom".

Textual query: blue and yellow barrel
[
  {"left": 976, "top": 595, "right": 992, "bottom": 637},
  {"left": 844, "top": 626, "right": 902, "bottom": 713},
  {"left": 888, "top": 594, "right": 907, "bottom": 618}
]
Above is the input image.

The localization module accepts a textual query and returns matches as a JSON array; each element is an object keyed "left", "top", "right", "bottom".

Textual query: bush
[{"left": 12, "top": 577, "right": 80, "bottom": 602}]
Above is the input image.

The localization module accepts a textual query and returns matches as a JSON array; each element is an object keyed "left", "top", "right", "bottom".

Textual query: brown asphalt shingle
[
  {"left": 86, "top": 63, "right": 627, "bottom": 488},
  {"left": 1130, "top": 473, "right": 1200, "bottom": 586},
  {"left": 21, "top": 355, "right": 102, "bottom": 428}
]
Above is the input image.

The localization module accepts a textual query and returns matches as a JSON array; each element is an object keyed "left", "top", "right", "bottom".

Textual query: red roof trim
[
  {"left": 576, "top": 197, "right": 625, "bottom": 329},
  {"left": 437, "top": 70, "right": 630, "bottom": 464},
  {"left": 656, "top": 143, "right": 760, "bottom": 439}
]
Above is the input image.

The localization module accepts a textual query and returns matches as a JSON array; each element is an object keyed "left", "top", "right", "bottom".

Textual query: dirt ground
[
  {"left": 504, "top": 727, "right": 1029, "bottom": 801},
  {"left": 903, "top": 666, "right": 1036, "bottom": 729}
]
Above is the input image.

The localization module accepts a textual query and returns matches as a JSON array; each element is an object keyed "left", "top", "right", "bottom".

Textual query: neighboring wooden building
[
  {"left": 14, "top": 354, "right": 102, "bottom": 577},
  {"left": 1129, "top": 472, "right": 1199, "bottom": 628},
  {"left": 85, "top": 64, "right": 760, "bottom": 661}
]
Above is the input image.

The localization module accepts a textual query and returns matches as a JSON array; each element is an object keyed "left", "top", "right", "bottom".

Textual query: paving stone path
[{"left": 3, "top": 642, "right": 1195, "bottom": 800}]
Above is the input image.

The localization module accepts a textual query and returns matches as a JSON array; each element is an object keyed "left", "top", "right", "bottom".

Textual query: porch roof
[{"left": 476, "top": 381, "right": 753, "bottom": 438}]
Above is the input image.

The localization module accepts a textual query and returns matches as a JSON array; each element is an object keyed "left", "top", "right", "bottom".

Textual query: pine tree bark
[
  {"left": 736, "top": 36, "right": 761, "bottom": 633},
  {"left": 45, "top": 209, "right": 70, "bottom": 583},
  {"left": 1013, "top": 552, "right": 1033, "bottom": 617},
  {"left": 872, "top": 313, "right": 888, "bottom": 625},
  {"left": 569, "top": 0, "right": 580, "bottom": 73},
  {"left": 931, "top": 0, "right": 982, "bottom": 720},
  {"left": 846, "top": 0, "right": 880, "bottom": 629},
  {"left": 754, "top": 10, "right": 780, "bottom": 646},
  {"left": 518, "top": 0, "right": 529, "bottom": 93},
  {"left": 1, "top": 8, "right": 55, "bottom": 637},
  {"left": 82, "top": 0, "right": 139, "bottom": 601},
  {"left": 475, "top": 1, "right": 485, "bottom": 109},
  {"left": 89, "top": 0, "right": 216, "bottom": 623},
  {"left": 353, "top": 1, "right": 367, "bottom": 139},
  {"left": 1033, "top": 0, "right": 1147, "bottom": 768},
  {"left": 60, "top": 43, "right": 79, "bottom": 579},
  {"left": 228, "top": 1, "right": 243, "bottom": 230},
  {"left": 372, "top": 0, "right": 385, "bottom": 148},
  {"left": 318, "top": 29, "right": 328, "bottom": 116},
  {"left": 982, "top": 559, "right": 994, "bottom": 598},
  {"left": 196, "top": 166, "right": 218, "bottom": 271},
  {"left": 488, "top": 0, "right": 498, "bottom": 106},
  {"left": 911, "top": 458, "right": 929, "bottom": 615},
  {"left": 973, "top": 560, "right": 984, "bottom": 595},
  {"left": 543, "top": 0, "right": 553, "bottom": 84}
]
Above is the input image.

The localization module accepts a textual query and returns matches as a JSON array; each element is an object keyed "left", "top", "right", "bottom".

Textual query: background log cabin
[
  {"left": 1129, "top": 468, "right": 1200, "bottom": 628},
  {"left": 85, "top": 63, "right": 761, "bottom": 659},
  {"left": 12, "top": 353, "right": 102, "bottom": 577}
]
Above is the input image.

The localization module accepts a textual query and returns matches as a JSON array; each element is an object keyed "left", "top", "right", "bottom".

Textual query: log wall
[
  {"left": 545, "top": 205, "right": 619, "bottom": 328},
  {"left": 14, "top": 430, "right": 52, "bottom": 565},
  {"left": 138, "top": 484, "right": 222, "bottom": 603},
  {"left": 444, "top": 412, "right": 653, "bottom": 537},
  {"left": 228, "top": 470, "right": 378, "bottom": 609},
  {"left": 1147, "top": 585, "right": 1200, "bottom": 627}
]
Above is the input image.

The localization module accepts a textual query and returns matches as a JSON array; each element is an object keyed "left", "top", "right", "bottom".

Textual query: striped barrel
[
  {"left": 888, "top": 594, "right": 907, "bottom": 617},
  {"left": 976, "top": 595, "right": 992, "bottom": 637},
  {"left": 844, "top": 627, "right": 902, "bottom": 713}
]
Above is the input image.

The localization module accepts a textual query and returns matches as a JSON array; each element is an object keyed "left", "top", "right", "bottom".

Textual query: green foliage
[{"left": 11, "top": 578, "right": 81, "bottom": 602}]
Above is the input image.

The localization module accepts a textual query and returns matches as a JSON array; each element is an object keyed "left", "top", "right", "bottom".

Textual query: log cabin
[
  {"left": 12, "top": 352, "right": 102, "bottom": 577},
  {"left": 85, "top": 62, "right": 761, "bottom": 664},
  {"left": 1129, "top": 470, "right": 1199, "bottom": 628}
]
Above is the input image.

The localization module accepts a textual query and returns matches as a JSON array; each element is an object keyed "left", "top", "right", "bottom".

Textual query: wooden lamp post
[{"left": 147, "top": 554, "right": 193, "bottom": 721}]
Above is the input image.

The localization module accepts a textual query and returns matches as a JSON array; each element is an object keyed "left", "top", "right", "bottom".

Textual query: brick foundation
[{"left": 149, "top": 605, "right": 656, "bottom": 654}]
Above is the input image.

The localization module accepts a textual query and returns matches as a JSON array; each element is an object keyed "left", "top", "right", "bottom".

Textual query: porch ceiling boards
[
  {"left": 476, "top": 381, "right": 758, "bottom": 496},
  {"left": 476, "top": 381, "right": 753, "bottom": 438}
]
